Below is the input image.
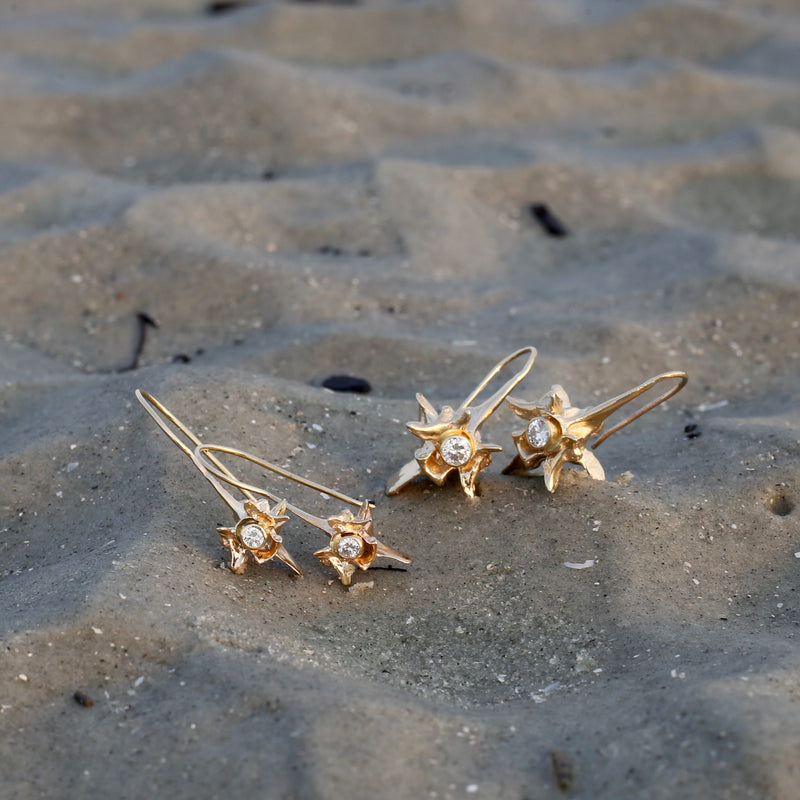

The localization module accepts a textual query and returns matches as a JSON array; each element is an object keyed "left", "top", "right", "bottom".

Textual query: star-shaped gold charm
[
  {"left": 503, "top": 386, "right": 606, "bottom": 492},
  {"left": 386, "top": 347, "right": 538, "bottom": 498},
  {"left": 401, "top": 395, "right": 502, "bottom": 498},
  {"left": 503, "top": 371, "right": 689, "bottom": 491},
  {"left": 218, "top": 499, "right": 302, "bottom": 576},
  {"left": 313, "top": 500, "right": 411, "bottom": 586}
]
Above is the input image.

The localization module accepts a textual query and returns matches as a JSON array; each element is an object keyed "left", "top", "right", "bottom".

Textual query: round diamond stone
[
  {"left": 336, "top": 535, "right": 364, "bottom": 560},
  {"left": 240, "top": 523, "right": 267, "bottom": 550},
  {"left": 526, "top": 417, "right": 551, "bottom": 450},
  {"left": 439, "top": 434, "right": 473, "bottom": 467}
]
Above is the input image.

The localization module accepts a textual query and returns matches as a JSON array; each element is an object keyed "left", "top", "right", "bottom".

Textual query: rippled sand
[{"left": 2, "top": 2, "right": 799, "bottom": 798}]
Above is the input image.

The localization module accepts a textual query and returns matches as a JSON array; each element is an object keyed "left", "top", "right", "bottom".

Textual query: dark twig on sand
[
  {"left": 529, "top": 203, "right": 570, "bottom": 238},
  {"left": 73, "top": 691, "right": 94, "bottom": 707},
  {"left": 118, "top": 312, "right": 158, "bottom": 373}
]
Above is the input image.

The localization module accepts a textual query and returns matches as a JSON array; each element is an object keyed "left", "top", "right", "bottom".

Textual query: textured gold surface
[
  {"left": 386, "top": 347, "right": 537, "bottom": 498},
  {"left": 197, "top": 445, "right": 411, "bottom": 586},
  {"left": 217, "top": 499, "right": 293, "bottom": 575},
  {"left": 312, "top": 500, "right": 412, "bottom": 587},
  {"left": 503, "top": 372, "right": 688, "bottom": 491}
]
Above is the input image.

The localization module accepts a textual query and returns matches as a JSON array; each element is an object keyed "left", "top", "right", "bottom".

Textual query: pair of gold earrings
[
  {"left": 136, "top": 391, "right": 410, "bottom": 586},
  {"left": 386, "top": 347, "right": 687, "bottom": 498},
  {"left": 137, "top": 348, "right": 686, "bottom": 585}
]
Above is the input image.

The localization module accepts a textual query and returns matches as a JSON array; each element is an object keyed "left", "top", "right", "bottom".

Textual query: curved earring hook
[
  {"left": 386, "top": 346, "right": 537, "bottom": 498},
  {"left": 135, "top": 390, "right": 302, "bottom": 576},
  {"left": 194, "top": 443, "right": 366, "bottom": 532},
  {"left": 459, "top": 346, "right": 539, "bottom": 431},
  {"left": 136, "top": 389, "right": 252, "bottom": 516},
  {"left": 503, "top": 371, "right": 688, "bottom": 492},
  {"left": 587, "top": 371, "right": 688, "bottom": 449}
]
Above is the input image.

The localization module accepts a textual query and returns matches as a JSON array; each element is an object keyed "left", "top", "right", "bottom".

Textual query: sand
[{"left": 1, "top": 1, "right": 800, "bottom": 798}]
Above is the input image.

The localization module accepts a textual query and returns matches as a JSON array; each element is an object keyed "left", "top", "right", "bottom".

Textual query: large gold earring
[
  {"left": 502, "top": 372, "right": 688, "bottom": 491},
  {"left": 385, "top": 347, "right": 537, "bottom": 498}
]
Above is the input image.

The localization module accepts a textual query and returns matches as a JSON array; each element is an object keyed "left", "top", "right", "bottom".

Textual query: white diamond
[
  {"left": 440, "top": 434, "right": 473, "bottom": 467},
  {"left": 240, "top": 523, "right": 267, "bottom": 550},
  {"left": 526, "top": 417, "right": 550, "bottom": 449},
  {"left": 336, "top": 535, "right": 364, "bottom": 559}
]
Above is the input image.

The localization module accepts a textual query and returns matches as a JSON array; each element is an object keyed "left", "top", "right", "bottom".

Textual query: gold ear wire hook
[
  {"left": 135, "top": 390, "right": 302, "bottom": 576},
  {"left": 386, "top": 346, "right": 537, "bottom": 498},
  {"left": 503, "top": 371, "right": 688, "bottom": 492},
  {"left": 194, "top": 444, "right": 366, "bottom": 525},
  {"left": 196, "top": 444, "right": 411, "bottom": 586},
  {"left": 460, "top": 347, "right": 539, "bottom": 430},
  {"left": 589, "top": 371, "right": 688, "bottom": 449},
  {"left": 136, "top": 390, "right": 249, "bottom": 513}
]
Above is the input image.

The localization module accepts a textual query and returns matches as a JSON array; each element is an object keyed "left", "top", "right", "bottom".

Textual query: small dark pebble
[
  {"left": 529, "top": 203, "right": 569, "bottom": 238},
  {"left": 322, "top": 375, "right": 371, "bottom": 394},
  {"left": 205, "top": 0, "right": 250, "bottom": 15},
  {"left": 318, "top": 245, "right": 343, "bottom": 256},
  {"left": 262, "top": 169, "right": 276, "bottom": 180},
  {"left": 357, "top": 248, "right": 372, "bottom": 257},
  {"left": 684, "top": 423, "right": 701, "bottom": 439},
  {"left": 172, "top": 354, "right": 191, "bottom": 364},
  {"left": 73, "top": 691, "right": 94, "bottom": 707}
]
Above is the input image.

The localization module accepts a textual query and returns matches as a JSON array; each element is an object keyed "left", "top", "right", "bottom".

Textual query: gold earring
[
  {"left": 385, "top": 347, "right": 537, "bottom": 498},
  {"left": 502, "top": 371, "right": 688, "bottom": 491},
  {"left": 195, "top": 444, "right": 411, "bottom": 586},
  {"left": 136, "top": 390, "right": 302, "bottom": 576}
]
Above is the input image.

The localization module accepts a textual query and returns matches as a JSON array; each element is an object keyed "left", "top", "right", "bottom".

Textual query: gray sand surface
[{"left": 2, "top": 1, "right": 800, "bottom": 798}]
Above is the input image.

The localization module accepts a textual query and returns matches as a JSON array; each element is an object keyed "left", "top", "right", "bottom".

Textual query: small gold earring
[
  {"left": 502, "top": 371, "right": 688, "bottom": 491},
  {"left": 385, "top": 347, "right": 537, "bottom": 498},
  {"left": 195, "top": 444, "right": 411, "bottom": 586},
  {"left": 136, "top": 390, "right": 302, "bottom": 576}
]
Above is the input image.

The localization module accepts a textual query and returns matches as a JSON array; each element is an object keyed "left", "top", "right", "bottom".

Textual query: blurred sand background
[{"left": 1, "top": 1, "right": 800, "bottom": 798}]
